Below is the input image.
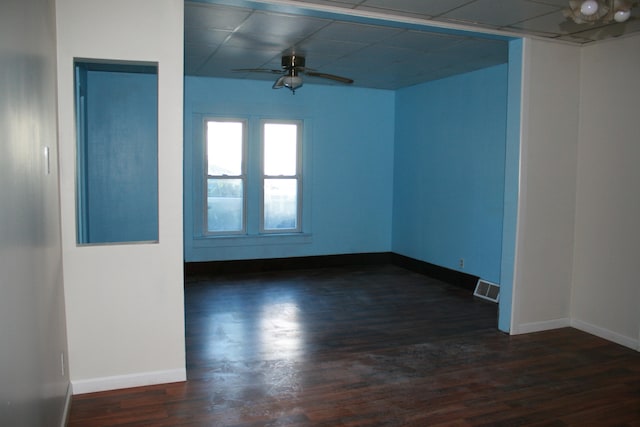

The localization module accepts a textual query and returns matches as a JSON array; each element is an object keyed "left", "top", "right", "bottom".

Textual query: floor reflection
[
  {"left": 196, "top": 284, "right": 307, "bottom": 404},
  {"left": 201, "top": 292, "right": 249, "bottom": 362},
  {"left": 259, "top": 301, "right": 303, "bottom": 360},
  {"left": 201, "top": 286, "right": 306, "bottom": 362}
]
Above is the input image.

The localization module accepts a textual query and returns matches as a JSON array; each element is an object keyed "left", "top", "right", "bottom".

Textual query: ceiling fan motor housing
[{"left": 283, "top": 54, "right": 305, "bottom": 69}]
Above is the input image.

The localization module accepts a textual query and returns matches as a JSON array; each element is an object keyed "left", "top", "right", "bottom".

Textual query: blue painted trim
[
  {"left": 498, "top": 38, "right": 524, "bottom": 333},
  {"left": 74, "top": 63, "right": 89, "bottom": 243}
]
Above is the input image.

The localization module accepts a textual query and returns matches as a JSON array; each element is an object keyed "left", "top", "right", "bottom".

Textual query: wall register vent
[{"left": 474, "top": 279, "right": 500, "bottom": 303}]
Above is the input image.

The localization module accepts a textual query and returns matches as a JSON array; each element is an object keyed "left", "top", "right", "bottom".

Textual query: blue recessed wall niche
[
  {"left": 392, "top": 64, "right": 509, "bottom": 285},
  {"left": 75, "top": 61, "right": 159, "bottom": 244}
]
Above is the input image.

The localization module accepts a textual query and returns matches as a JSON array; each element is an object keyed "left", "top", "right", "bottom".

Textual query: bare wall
[
  {"left": 0, "top": 0, "right": 70, "bottom": 425},
  {"left": 511, "top": 38, "right": 580, "bottom": 334},
  {"left": 571, "top": 34, "right": 640, "bottom": 350},
  {"left": 56, "top": 0, "right": 186, "bottom": 393}
]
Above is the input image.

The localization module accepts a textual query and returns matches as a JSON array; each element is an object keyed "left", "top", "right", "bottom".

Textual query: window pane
[
  {"left": 207, "top": 121, "right": 243, "bottom": 176},
  {"left": 207, "top": 178, "right": 243, "bottom": 232},
  {"left": 264, "top": 179, "right": 297, "bottom": 230},
  {"left": 264, "top": 123, "right": 297, "bottom": 176}
]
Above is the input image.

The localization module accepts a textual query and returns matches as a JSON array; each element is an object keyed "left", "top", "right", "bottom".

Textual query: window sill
[{"left": 193, "top": 233, "right": 312, "bottom": 248}]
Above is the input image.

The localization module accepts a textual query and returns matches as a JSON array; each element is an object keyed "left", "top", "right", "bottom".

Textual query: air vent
[{"left": 474, "top": 279, "right": 500, "bottom": 303}]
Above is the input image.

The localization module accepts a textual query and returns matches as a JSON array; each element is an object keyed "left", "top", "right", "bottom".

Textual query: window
[
  {"left": 203, "top": 118, "right": 302, "bottom": 236},
  {"left": 262, "top": 121, "right": 302, "bottom": 233},
  {"left": 205, "top": 119, "right": 246, "bottom": 234}
]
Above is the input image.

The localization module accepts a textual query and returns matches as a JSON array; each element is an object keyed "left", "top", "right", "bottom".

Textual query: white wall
[
  {"left": 511, "top": 38, "right": 580, "bottom": 333},
  {"left": 56, "top": 0, "right": 186, "bottom": 393},
  {"left": 0, "top": 0, "right": 70, "bottom": 425},
  {"left": 571, "top": 34, "right": 640, "bottom": 350}
]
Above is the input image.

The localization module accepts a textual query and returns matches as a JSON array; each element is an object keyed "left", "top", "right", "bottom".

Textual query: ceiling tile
[
  {"left": 184, "top": 2, "right": 251, "bottom": 30},
  {"left": 527, "top": 0, "right": 573, "bottom": 7},
  {"left": 296, "top": 0, "right": 362, "bottom": 6},
  {"left": 311, "top": 21, "right": 404, "bottom": 43},
  {"left": 295, "top": 38, "right": 369, "bottom": 60},
  {"left": 185, "top": 27, "right": 231, "bottom": 46},
  {"left": 200, "top": 45, "right": 283, "bottom": 76},
  {"left": 440, "top": 0, "right": 561, "bottom": 27},
  {"left": 359, "top": 0, "right": 475, "bottom": 17},
  {"left": 185, "top": 53, "right": 212, "bottom": 75},
  {"left": 238, "top": 11, "right": 331, "bottom": 38},
  {"left": 508, "top": 9, "right": 601, "bottom": 36},
  {"left": 339, "top": 44, "right": 418, "bottom": 67},
  {"left": 379, "top": 30, "right": 468, "bottom": 52},
  {"left": 225, "top": 32, "right": 305, "bottom": 51},
  {"left": 568, "top": 16, "right": 640, "bottom": 42},
  {"left": 185, "top": 43, "right": 217, "bottom": 58},
  {"left": 418, "top": 38, "right": 507, "bottom": 72}
]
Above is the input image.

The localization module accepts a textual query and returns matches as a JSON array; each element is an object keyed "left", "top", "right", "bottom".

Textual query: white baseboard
[
  {"left": 60, "top": 382, "right": 72, "bottom": 427},
  {"left": 571, "top": 319, "right": 639, "bottom": 351},
  {"left": 512, "top": 317, "right": 571, "bottom": 335},
  {"left": 512, "top": 317, "right": 639, "bottom": 352},
  {"left": 71, "top": 368, "right": 186, "bottom": 395}
]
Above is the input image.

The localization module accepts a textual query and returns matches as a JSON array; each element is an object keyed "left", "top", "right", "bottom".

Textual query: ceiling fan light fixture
[
  {"left": 283, "top": 74, "right": 303, "bottom": 91},
  {"left": 565, "top": 0, "right": 635, "bottom": 24},
  {"left": 273, "top": 69, "right": 303, "bottom": 94},
  {"left": 581, "top": 0, "right": 599, "bottom": 15},
  {"left": 614, "top": 7, "right": 631, "bottom": 21}
]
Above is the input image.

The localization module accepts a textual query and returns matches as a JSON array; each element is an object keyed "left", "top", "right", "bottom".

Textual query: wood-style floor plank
[{"left": 68, "top": 265, "right": 640, "bottom": 426}]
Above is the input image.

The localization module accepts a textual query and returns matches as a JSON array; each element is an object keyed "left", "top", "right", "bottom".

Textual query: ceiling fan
[{"left": 234, "top": 54, "right": 354, "bottom": 94}]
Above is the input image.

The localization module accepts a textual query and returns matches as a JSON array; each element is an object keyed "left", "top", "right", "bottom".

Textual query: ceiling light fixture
[
  {"left": 564, "top": 0, "right": 636, "bottom": 24},
  {"left": 273, "top": 69, "right": 303, "bottom": 94}
]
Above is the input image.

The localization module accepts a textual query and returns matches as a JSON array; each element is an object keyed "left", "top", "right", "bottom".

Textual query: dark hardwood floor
[{"left": 68, "top": 265, "right": 640, "bottom": 426}]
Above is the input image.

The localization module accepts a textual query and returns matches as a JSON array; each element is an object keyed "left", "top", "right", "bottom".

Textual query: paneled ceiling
[{"left": 185, "top": 0, "right": 640, "bottom": 90}]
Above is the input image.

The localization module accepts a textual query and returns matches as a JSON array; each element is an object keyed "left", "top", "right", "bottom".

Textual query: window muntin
[
  {"left": 261, "top": 121, "right": 302, "bottom": 233},
  {"left": 205, "top": 119, "right": 246, "bottom": 234}
]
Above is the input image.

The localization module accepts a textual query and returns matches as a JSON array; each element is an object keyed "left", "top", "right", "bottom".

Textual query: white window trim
[
  {"left": 203, "top": 117, "right": 248, "bottom": 236},
  {"left": 260, "top": 119, "right": 303, "bottom": 234}
]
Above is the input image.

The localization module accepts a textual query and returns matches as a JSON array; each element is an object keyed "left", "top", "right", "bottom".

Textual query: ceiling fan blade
[
  {"left": 233, "top": 68, "right": 282, "bottom": 74},
  {"left": 272, "top": 75, "right": 285, "bottom": 89},
  {"left": 305, "top": 71, "right": 353, "bottom": 84}
]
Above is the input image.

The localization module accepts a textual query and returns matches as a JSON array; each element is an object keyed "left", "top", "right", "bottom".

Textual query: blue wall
[
  {"left": 392, "top": 65, "right": 509, "bottom": 283},
  {"left": 184, "top": 66, "right": 511, "bottom": 286},
  {"left": 82, "top": 70, "right": 158, "bottom": 244},
  {"left": 184, "top": 77, "right": 395, "bottom": 262}
]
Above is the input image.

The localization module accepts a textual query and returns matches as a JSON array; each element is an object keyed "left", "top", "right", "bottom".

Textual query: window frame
[
  {"left": 260, "top": 119, "right": 303, "bottom": 234},
  {"left": 203, "top": 117, "right": 248, "bottom": 236}
]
